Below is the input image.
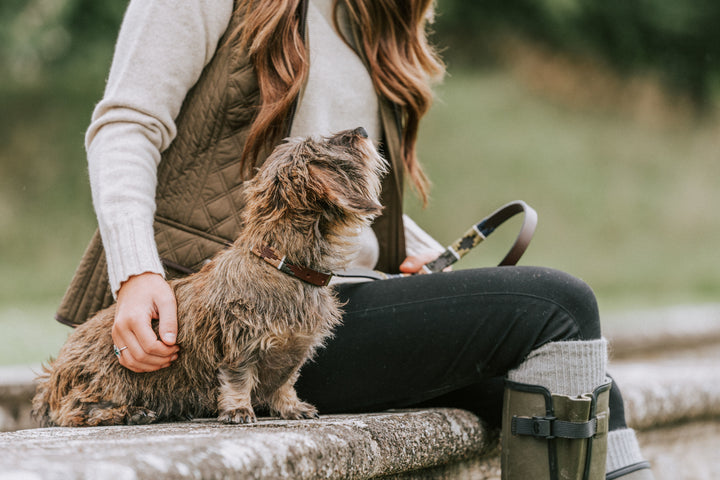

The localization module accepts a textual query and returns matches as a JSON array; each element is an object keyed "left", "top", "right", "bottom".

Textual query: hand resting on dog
[
  {"left": 114, "top": 272, "right": 180, "bottom": 372},
  {"left": 114, "top": 252, "right": 442, "bottom": 374},
  {"left": 116, "top": 253, "right": 438, "bottom": 374}
]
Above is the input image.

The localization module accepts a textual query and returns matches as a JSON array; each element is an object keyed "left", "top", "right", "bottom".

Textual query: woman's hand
[
  {"left": 399, "top": 251, "right": 443, "bottom": 274},
  {"left": 113, "top": 272, "right": 180, "bottom": 372}
]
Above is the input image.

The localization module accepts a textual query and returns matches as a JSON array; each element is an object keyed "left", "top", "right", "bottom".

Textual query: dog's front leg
[
  {"left": 268, "top": 368, "right": 319, "bottom": 420},
  {"left": 217, "top": 359, "right": 258, "bottom": 424}
]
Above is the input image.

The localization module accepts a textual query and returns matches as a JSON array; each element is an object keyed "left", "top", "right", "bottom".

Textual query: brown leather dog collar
[{"left": 251, "top": 244, "right": 334, "bottom": 287}]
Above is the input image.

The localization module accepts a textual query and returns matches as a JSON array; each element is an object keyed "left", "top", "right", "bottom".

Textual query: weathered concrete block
[
  {"left": 1, "top": 305, "right": 719, "bottom": 479},
  {"left": 638, "top": 420, "right": 720, "bottom": 480},
  {"left": 610, "top": 344, "right": 720, "bottom": 429},
  {"left": 381, "top": 453, "right": 501, "bottom": 480},
  {"left": 0, "top": 364, "right": 38, "bottom": 432},
  {"left": 0, "top": 409, "right": 496, "bottom": 480},
  {"left": 605, "top": 304, "right": 720, "bottom": 358}
]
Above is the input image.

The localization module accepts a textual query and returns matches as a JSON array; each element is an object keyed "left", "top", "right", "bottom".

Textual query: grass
[
  {"left": 0, "top": 76, "right": 100, "bottom": 304},
  {"left": 1, "top": 67, "right": 719, "bottom": 365},
  {"left": 0, "top": 303, "right": 70, "bottom": 367},
  {"left": 407, "top": 70, "right": 720, "bottom": 311}
]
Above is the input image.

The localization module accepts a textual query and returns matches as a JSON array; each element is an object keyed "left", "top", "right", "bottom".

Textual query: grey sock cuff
[
  {"left": 606, "top": 428, "right": 646, "bottom": 473},
  {"left": 508, "top": 338, "right": 608, "bottom": 396}
]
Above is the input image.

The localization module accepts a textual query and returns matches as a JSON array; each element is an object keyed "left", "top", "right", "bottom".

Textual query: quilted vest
[{"left": 55, "top": 0, "right": 407, "bottom": 327}]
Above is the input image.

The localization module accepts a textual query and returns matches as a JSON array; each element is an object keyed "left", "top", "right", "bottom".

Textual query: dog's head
[{"left": 243, "top": 128, "right": 387, "bottom": 242}]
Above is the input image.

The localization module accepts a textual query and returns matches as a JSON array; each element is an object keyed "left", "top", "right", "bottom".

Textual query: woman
[{"left": 66, "top": 0, "right": 653, "bottom": 478}]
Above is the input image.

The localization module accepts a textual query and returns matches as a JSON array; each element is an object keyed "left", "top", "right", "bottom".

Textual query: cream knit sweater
[{"left": 87, "top": 0, "right": 442, "bottom": 295}]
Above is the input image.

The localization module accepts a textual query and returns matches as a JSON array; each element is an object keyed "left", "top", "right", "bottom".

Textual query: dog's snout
[{"left": 352, "top": 127, "right": 368, "bottom": 139}]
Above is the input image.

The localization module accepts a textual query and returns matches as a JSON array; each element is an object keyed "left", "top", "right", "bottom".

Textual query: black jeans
[{"left": 295, "top": 266, "right": 627, "bottom": 430}]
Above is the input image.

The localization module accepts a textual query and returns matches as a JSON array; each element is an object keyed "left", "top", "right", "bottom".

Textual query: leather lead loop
[{"left": 423, "top": 200, "right": 538, "bottom": 272}]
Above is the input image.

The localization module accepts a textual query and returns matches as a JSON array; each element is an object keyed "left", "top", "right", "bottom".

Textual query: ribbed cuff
[
  {"left": 99, "top": 215, "right": 165, "bottom": 297},
  {"left": 606, "top": 428, "right": 646, "bottom": 473},
  {"left": 508, "top": 338, "right": 608, "bottom": 396}
]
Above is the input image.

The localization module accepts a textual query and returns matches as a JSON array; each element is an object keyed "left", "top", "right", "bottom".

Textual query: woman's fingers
[
  {"left": 399, "top": 251, "right": 441, "bottom": 274},
  {"left": 156, "top": 287, "right": 178, "bottom": 346},
  {"left": 114, "top": 330, "right": 175, "bottom": 372},
  {"left": 113, "top": 312, "right": 177, "bottom": 372},
  {"left": 113, "top": 273, "right": 180, "bottom": 373}
]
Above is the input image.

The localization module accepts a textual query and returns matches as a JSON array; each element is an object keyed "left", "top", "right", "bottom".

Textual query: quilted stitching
[
  {"left": 57, "top": 0, "right": 408, "bottom": 326},
  {"left": 154, "top": 8, "right": 254, "bottom": 263}
]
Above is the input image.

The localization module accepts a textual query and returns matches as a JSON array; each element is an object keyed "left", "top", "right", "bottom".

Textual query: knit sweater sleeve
[
  {"left": 86, "top": 0, "right": 233, "bottom": 296},
  {"left": 403, "top": 215, "right": 445, "bottom": 258}
]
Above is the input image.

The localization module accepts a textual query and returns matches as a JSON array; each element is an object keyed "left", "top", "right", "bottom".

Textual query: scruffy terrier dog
[{"left": 33, "top": 127, "right": 385, "bottom": 427}]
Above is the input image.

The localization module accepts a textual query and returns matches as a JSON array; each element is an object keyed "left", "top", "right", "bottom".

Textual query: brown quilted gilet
[{"left": 55, "top": 0, "right": 406, "bottom": 326}]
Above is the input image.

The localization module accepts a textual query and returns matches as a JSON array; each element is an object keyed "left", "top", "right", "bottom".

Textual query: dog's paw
[
  {"left": 279, "top": 401, "right": 319, "bottom": 420},
  {"left": 127, "top": 407, "right": 159, "bottom": 425},
  {"left": 218, "top": 406, "right": 257, "bottom": 424}
]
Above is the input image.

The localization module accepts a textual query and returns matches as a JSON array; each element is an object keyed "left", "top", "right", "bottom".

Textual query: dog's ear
[
  {"left": 307, "top": 163, "right": 383, "bottom": 218},
  {"left": 243, "top": 142, "right": 306, "bottom": 224},
  {"left": 265, "top": 165, "right": 309, "bottom": 218}
]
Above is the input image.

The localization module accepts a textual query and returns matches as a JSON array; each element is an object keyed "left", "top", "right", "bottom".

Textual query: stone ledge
[
  {"left": 0, "top": 409, "right": 496, "bottom": 480},
  {"left": 5, "top": 344, "right": 720, "bottom": 433},
  {"left": 610, "top": 344, "right": 720, "bottom": 430},
  {"left": 2, "top": 305, "right": 719, "bottom": 478},
  {"left": 605, "top": 304, "right": 720, "bottom": 358},
  {"left": 636, "top": 420, "right": 720, "bottom": 480},
  {"left": 0, "top": 364, "right": 39, "bottom": 432},
  {"left": 2, "top": 349, "right": 719, "bottom": 480},
  {"left": 382, "top": 419, "right": 720, "bottom": 480}
]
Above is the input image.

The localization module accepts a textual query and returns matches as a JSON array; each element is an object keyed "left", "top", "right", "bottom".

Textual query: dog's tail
[
  {"left": 32, "top": 361, "right": 100, "bottom": 427},
  {"left": 31, "top": 360, "right": 107, "bottom": 427},
  {"left": 31, "top": 360, "right": 159, "bottom": 427},
  {"left": 30, "top": 361, "right": 58, "bottom": 427},
  {"left": 31, "top": 360, "right": 94, "bottom": 427}
]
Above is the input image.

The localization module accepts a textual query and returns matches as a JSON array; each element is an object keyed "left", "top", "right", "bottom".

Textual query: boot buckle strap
[{"left": 511, "top": 415, "right": 599, "bottom": 439}]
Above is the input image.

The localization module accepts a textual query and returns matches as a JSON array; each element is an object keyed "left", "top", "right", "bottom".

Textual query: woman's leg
[
  {"left": 296, "top": 266, "right": 600, "bottom": 412},
  {"left": 294, "top": 266, "right": 651, "bottom": 479}
]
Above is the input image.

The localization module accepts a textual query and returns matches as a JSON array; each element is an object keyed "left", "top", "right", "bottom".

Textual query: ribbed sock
[
  {"left": 606, "top": 428, "right": 653, "bottom": 478},
  {"left": 507, "top": 338, "right": 608, "bottom": 396}
]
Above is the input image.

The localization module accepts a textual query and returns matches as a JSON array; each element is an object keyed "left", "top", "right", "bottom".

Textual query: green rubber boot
[{"left": 501, "top": 379, "right": 612, "bottom": 480}]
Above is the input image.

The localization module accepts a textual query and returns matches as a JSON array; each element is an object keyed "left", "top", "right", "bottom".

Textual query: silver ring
[{"left": 113, "top": 345, "right": 128, "bottom": 357}]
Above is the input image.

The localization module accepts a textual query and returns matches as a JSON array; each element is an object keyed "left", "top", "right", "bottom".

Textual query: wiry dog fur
[{"left": 33, "top": 128, "right": 386, "bottom": 427}]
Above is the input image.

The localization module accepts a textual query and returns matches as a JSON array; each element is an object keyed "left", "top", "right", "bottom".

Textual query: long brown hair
[{"left": 233, "top": 0, "right": 444, "bottom": 203}]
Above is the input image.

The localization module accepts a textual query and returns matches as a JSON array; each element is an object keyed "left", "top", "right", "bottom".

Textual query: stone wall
[{"left": 2, "top": 305, "right": 719, "bottom": 479}]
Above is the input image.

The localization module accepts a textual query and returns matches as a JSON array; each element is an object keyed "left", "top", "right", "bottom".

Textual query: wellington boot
[{"left": 501, "top": 379, "right": 611, "bottom": 480}]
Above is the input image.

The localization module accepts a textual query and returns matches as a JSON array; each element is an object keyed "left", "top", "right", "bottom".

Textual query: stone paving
[
  {"left": 0, "top": 304, "right": 718, "bottom": 479},
  {"left": 0, "top": 409, "right": 495, "bottom": 480}
]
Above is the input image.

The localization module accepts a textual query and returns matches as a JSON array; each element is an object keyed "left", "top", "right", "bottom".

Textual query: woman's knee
[
  {"left": 456, "top": 265, "right": 601, "bottom": 341},
  {"left": 538, "top": 267, "right": 601, "bottom": 340}
]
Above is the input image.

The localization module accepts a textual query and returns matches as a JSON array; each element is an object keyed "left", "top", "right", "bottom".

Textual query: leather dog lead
[
  {"left": 423, "top": 199, "right": 538, "bottom": 272},
  {"left": 179, "top": 201, "right": 537, "bottom": 285},
  {"left": 334, "top": 200, "right": 538, "bottom": 281}
]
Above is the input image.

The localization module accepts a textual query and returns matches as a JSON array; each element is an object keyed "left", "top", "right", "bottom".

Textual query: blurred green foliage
[
  {"left": 0, "top": 0, "right": 127, "bottom": 85},
  {"left": 434, "top": 0, "right": 720, "bottom": 108},
  {"left": 2, "top": 1, "right": 719, "bottom": 106}
]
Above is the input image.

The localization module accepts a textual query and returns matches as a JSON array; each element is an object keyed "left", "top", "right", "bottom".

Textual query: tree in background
[
  {"left": 1, "top": 0, "right": 718, "bottom": 107},
  {"left": 433, "top": 0, "right": 720, "bottom": 110},
  {"left": 0, "top": 0, "right": 127, "bottom": 86}
]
